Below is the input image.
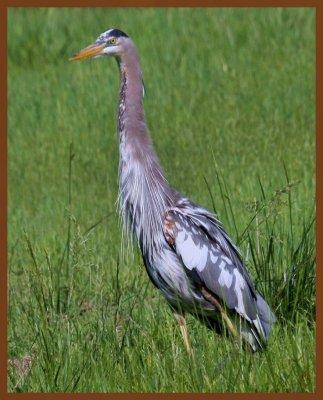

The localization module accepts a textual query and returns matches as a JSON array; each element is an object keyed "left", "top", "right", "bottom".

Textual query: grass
[{"left": 8, "top": 7, "right": 315, "bottom": 392}]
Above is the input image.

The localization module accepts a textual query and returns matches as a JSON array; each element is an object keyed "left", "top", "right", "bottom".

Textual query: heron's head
[{"left": 69, "top": 28, "right": 130, "bottom": 61}]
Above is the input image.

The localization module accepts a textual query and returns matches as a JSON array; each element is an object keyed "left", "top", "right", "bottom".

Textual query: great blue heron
[{"left": 70, "top": 28, "right": 276, "bottom": 353}]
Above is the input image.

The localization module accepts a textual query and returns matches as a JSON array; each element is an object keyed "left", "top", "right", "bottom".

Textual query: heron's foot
[{"left": 173, "top": 312, "right": 193, "bottom": 356}]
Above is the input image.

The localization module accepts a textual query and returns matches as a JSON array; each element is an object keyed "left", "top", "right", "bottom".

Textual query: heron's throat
[
  {"left": 117, "top": 56, "right": 146, "bottom": 141},
  {"left": 116, "top": 51, "right": 173, "bottom": 251}
]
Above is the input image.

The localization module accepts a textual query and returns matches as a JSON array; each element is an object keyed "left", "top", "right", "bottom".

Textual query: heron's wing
[{"left": 163, "top": 204, "right": 260, "bottom": 325}]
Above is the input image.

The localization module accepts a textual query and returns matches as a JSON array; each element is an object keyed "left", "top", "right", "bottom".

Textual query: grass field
[{"left": 8, "top": 7, "right": 316, "bottom": 392}]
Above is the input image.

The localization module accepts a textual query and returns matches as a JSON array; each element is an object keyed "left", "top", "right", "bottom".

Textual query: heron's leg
[
  {"left": 173, "top": 311, "right": 193, "bottom": 355},
  {"left": 200, "top": 286, "right": 238, "bottom": 338}
]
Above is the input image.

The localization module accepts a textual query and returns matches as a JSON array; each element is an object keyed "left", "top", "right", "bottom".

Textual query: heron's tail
[
  {"left": 239, "top": 294, "right": 276, "bottom": 352},
  {"left": 255, "top": 293, "right": 276, "bottom": 338}
]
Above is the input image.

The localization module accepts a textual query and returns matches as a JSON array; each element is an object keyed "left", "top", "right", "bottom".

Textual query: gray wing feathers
[
  {"left": 183, "top": 206, "right": 257, "bottom": 296},
  {"left": 166, "top": 202, "right": 275, "bottom": 345}
]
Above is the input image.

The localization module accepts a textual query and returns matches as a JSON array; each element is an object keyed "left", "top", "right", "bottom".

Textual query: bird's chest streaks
[
  {"left": 118, "top": 149, "right": 173, "bottom": 255},
  {"left": 118, "top": 71, "right": 127, "bottom": 136}
]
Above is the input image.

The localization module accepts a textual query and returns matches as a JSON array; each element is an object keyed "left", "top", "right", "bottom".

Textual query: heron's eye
[{"left": 108, "top": 38, "right": 117, "bottom": 45}]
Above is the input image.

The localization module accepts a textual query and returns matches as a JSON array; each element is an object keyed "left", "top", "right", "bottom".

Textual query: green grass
[{"left": 8, "top": 7, "right": 315, "bottom": 392}]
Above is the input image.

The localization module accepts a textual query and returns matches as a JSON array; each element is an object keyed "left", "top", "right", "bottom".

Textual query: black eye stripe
[
  {"left": 108, "top": 29, "right": 128, "bottom": 38},
  {"left": 97, "top": 28, "right": 129, "bottom": 45}
]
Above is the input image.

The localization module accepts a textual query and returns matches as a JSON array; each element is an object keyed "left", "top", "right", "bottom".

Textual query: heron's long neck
[{"left": 116, "top": 45, "right": 173, "bottom": 252}]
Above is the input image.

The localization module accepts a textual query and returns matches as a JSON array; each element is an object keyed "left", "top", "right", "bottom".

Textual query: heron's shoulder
[
  {"left": 163, "top": 197, "right": 226, "bottom": 256},
  {"left": 166, "top": 197, "right": 224, "bottom": 234},
  {"left": 164, "top": 197, "right": 257, "bottom": 296}
]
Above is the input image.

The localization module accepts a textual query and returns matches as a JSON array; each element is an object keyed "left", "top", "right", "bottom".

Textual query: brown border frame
[{"left": 2, "top": 1, "right": 320, "bottom": 398}]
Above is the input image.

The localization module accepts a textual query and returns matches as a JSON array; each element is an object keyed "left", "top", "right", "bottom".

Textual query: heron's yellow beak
[{"left": 69, "top": 43, "right": 105, "bottom": 61}]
